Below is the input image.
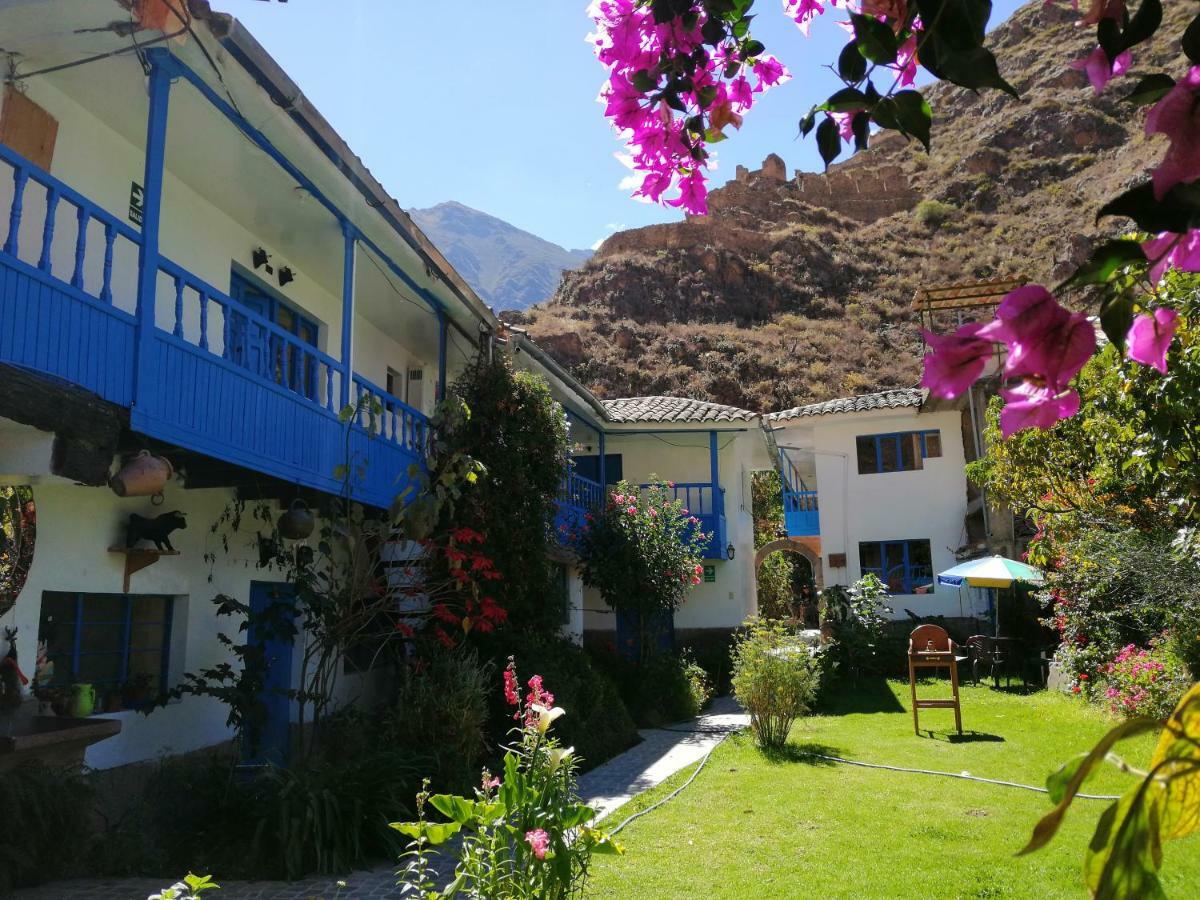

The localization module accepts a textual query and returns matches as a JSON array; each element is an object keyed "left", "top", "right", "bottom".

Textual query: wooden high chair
[{"left": 907, "top": 624, "right": 963, "bottom": 735}]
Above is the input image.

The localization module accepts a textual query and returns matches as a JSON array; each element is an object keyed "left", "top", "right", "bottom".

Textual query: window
[
  {"left": 858, "top": 540, "right": 933, "bottom": 594},
  {"left": 227, "top": 270, "right": 319, "bottom": 399},
  {"left": 855, "top": 430, "right": 942, "bottom": 474},
  {"left": 37, "top": 592, "right": 172, "bottom": 699},
  {"left": 406, "top": 367, "right": 424, "bottom": 409}
]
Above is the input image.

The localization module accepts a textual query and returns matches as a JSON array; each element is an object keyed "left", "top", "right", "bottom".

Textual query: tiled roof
[
  {"left": 766, "top": 388, "right": 925, "bottom": 422},
  {"left": 601, "top": 396, "right": 758, "bottom": 424}
]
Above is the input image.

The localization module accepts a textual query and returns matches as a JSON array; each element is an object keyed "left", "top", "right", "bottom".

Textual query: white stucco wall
[{"left": 775, "top": 407, "right": 971, "bottom": 619}]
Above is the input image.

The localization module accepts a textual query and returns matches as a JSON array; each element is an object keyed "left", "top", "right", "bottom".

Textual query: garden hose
[{"left": 605, "top": 726, "right": 1121, "bottom": 837}]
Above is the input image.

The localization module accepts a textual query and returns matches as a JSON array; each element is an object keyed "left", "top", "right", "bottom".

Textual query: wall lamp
[{"left": 726, "top": 543, "right": 736, "bottom": 560}]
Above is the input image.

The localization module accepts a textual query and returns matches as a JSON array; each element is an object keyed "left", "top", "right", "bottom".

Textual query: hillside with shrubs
[{"left": 513, "top": 0, "right": 1194, "bottom": 412}]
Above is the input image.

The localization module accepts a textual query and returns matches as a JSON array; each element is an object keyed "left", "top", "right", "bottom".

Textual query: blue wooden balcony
[
  {"left": 0, "top": 141, "right": 427, "bottom": 509},
  {"left": 783, "top": 489, "right": 820, "bottom": 537},
  {"left": 554, "top": 469, "right": 603, "bottom": 545},
  {"left": 641, "top": 482, "right": 727, "bottom": 560}
]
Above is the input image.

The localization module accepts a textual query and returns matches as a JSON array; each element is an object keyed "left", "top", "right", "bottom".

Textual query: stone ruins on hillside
[{"left": 693, "top": 151, "right": 920, "bottom": 227}]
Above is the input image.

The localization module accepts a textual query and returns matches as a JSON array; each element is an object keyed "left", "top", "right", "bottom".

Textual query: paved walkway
[{"left": 14, "top": 699, "right": 747, "bottom": 900}]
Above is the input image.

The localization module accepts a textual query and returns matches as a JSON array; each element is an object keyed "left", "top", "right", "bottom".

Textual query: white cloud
[
  {"left": 617, "top": 173, "right": 641, "bottom": 191},
  {"left": 590, "top": 236, "right": 607, "bottom": 251}
]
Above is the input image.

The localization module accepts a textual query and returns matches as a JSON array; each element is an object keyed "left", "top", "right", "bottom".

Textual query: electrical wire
[{"left": 2, "top": 27, "right": 186, "bottom": 81}]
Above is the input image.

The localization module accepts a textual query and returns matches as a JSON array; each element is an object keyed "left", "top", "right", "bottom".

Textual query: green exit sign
[{"left": 703, "top": 565, "right": 716, "bottom": 583}]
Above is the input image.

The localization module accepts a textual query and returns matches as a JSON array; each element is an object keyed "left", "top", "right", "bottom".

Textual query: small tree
[
  {"left": 731, "top": 618, "right": 821, "bottom": 751},
  {"left": 820, "top": 574, "right": 893, "bottom": 680},
  {"left": 578, "top": 480, "right": 709, "bottom": 664}
]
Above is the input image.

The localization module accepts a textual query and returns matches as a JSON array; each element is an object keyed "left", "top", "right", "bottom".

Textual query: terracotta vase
[{"left": 109, "top": 451, "right": 173, "bottom": 498}]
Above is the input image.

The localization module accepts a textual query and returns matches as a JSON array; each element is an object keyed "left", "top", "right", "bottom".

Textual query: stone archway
[{"left": 755, "top": 537, "right": 823, "bottom": 590}]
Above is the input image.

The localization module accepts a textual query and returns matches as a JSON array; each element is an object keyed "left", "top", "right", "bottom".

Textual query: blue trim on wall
[{"left": 340, "top": 220, "right": 355, "bottom": 408}]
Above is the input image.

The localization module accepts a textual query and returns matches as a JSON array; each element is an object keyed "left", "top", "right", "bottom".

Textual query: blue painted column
[
  {"left": 598, "top": 431, "right": 607, "bottom": 490},
  {"left": 132, "top": 50, "right": 173, "bottom": 411},
  {"left": 709, "top": 430, "right": 721, "bottom": 495},
  {"left": 437, "top": 310, "right": 447, "bottom": 401},
  {"left": 340, "top": 220, "right": 356, "bottom": 409}
]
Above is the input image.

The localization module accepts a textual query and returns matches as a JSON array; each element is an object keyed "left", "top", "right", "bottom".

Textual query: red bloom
[
  {"left": 434, "top": 628, "right": 455, "bottom": 649},
  {"left": 394, "top": 622, "right": 415, "bottom": 638},
  {"left": 504, "top": 661, "right": 520, "bottom": 706},
  {"left": 432, "top": 603, "right": 460, "bottom": 625}
]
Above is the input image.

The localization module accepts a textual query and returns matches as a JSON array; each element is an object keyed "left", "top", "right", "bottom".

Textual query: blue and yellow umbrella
[{"left": 936, "top": 555, "right": 1044, "bottom": 589}]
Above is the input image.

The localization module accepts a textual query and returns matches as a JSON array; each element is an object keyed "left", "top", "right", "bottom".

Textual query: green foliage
[
  {"left": 0, "top": 763, "right": 94, "bottom": 892},
  {"left": 393, "top": 665, "right": 622, "bottom": 898},
  {"left": 914, "top": 199, "right": 956, "bottom": 229},
  {"left": 756, "top": 551, "right": 798, "bottom": 620},
  {"left": 1099, "top": 638, "right": 1193, "bottom": 720},
  {"left": 1022, "top": 683, "right": 1200, "bottom": 898},
  {"left": 0, "top": 484, "right": 34, "bottom": 617},
  {"left": 591, "top": 646, "right": 713, "bottom": 727},
  {"left": 820, "top": 574, "right": 893, "bottom": 681},
  {"left": 731, "top": 618, "right": 821, "bottom": 750},
  {"left": 147, "top": 874, "right": 220, "bottom": 900},
  {"left": 478, "top": 633, "right": 638, "bottom": 769},
  {"left": 436, "top": 353, "right": 569, "bottom": 633},
  {"left": 579, "top": 480, "right": 709, "bottom": 664}
]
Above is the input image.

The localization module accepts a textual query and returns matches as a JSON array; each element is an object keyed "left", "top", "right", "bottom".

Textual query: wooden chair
[{"left": 907, "top": 624, "right": 963, "bottom": 735}]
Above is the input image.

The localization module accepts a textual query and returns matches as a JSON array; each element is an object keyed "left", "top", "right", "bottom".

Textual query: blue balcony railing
[
  {"left": 783, "top": 489, "right": 819, "bottom": 537},
  {"left": 0, "top": 142, "right": 427, "bottom": 510},
  {"left": 554, "top": 469, "right": 603, "bottom": 544}
]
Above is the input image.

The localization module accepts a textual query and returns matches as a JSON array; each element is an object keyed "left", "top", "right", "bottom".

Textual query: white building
[
  {"left": 0, "top": 1, "right": 766, "bottom": 772},
  {"left": 765, "top": 388, "right": 982, "bottom": 623}
]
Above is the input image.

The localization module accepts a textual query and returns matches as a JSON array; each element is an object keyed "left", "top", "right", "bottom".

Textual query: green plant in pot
[{"left": 121, "top": 672, "right": 155, "bottom": 709}]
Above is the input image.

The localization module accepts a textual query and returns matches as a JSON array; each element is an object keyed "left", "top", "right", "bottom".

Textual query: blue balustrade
[
  {"left": 555, "top": 468, "right": 603, "bottom": 544},
  {"left": 0, "top": 142, "right": 427, "bottom": 510},
  {"left": 783, "top": 489, "right": 820, "bottom": 537},
  {"left": 639, "top": 481, "right": 727, "bottom": 559}
]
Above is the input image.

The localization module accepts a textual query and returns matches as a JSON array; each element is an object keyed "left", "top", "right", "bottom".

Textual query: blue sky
[{"left": 216, "top": 0, "right": 1027, "bottom": 251}]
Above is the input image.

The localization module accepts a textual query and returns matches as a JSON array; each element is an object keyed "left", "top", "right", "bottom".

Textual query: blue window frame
[
  {"left": 858, "top": 540, "right": 934, "bottom": 594},
  {"left": 855, "top": 430, "right": 942, "bottom": 475},
  {"left": 37, "top": 592, "right": 173, "bottom": 700},
  {"left": 227, "top": 270, "right": 320, "bottom": 400}
]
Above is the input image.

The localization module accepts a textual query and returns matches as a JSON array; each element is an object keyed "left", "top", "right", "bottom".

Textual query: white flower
[
  {"left": 531, "top": 703, "right": 566, "bottom": 733},
  {"left": 548, "top": 746, "right": 575, "bottom": 771}
]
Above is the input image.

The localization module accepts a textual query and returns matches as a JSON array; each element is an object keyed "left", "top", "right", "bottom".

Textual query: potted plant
[{"left": 120, "top": 673, "right": 154, "bottom": 709}]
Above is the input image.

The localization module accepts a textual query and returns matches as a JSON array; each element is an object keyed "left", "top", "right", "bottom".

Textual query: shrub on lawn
[
  {"left": 591, "top": 646, "right": 713, "bottom": 727},
  {"left": 820, "top": 574, "right": 893, "bottom": 681},
  {"left": 1097, "top": 637, "right": 1192, "bottom": 720},
  {"left": 731, "top": 618, "right": 821, "bottom": 750}
]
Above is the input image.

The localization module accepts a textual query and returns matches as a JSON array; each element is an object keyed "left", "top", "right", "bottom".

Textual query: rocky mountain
[
  {"left": 409, "top": 201, "right": 591, "bottom": 313},
  {"left": 514, "top": 0, "right": 1191, "bottom": 413}
]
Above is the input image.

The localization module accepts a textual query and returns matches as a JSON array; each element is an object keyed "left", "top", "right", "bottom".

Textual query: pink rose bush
[
  {"left": 393, "top": 661, "right": 621, "bottom": 897},
  {"left": 1099, "top": 639, "right": 1191, "bottom": 720}
]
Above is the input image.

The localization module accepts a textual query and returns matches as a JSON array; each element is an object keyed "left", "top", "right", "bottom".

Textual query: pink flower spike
[
  {"left": 998, "top": 381, "right": 1081, "bottom": 437},
  {"left": 1070, "top": 46, "right": 1130, "bottom": 95},
  {"left": 525, "top": 828, "right": 550, "bottom": 860},
  {"left": 1146, "top": 67, "right": 1200, "bottom": 200},
  {"left": 1126, "top": 308, "right": 1179, "bottom": 374},
  {"left": 920, "top": 322, "right": 993, "bottom": 399}
]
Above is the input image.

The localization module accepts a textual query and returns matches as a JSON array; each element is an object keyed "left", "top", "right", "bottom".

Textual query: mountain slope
[
  {"left": 516, "top": 0, "right": 1190, "bottom": 412},
  {"left": 409, "top": 201, "right": 591, "bottom": 313}
]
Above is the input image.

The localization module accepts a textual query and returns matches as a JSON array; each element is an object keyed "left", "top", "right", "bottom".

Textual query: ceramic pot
[
  {"left": 70, "top": 683, "right": 95, "bottom": 718},
  {"left": 109, "top": 450, "right": 173, "bottom": 497},
  {"left": 278, "top": 499, "right": 315, "bottom": 540}
]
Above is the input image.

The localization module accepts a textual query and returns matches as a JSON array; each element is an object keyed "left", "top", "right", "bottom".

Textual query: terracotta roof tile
[
  {"left": 601, "top": 396, "right": 758, "bottom": 424},
  {"left": 766, "top": 388, "right": 925, "bottom": 422}
]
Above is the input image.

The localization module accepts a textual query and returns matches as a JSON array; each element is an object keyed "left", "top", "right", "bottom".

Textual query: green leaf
[
  {"left": 429, "top": 794, "right": 479, "bottom": 825},
  {"left": 870, "top": 97, "right": 903, "bottom": 133},
  {"left": 1098, "top": 181, "right": 1200, "bottom": 233},
  {"left": 1121, "top": 0, "right": 1163, "bottom": 53},
  {"left": 851, "top": 111, "right": 870, "bottom": 152},
  {"left": 1046, "top": 752, "right": 1091, "bottom": 805},
  {"left": 337, "top": 404, "right": 355, "bottom": 424},
  {"left": 1099, "top": 291, "right": 1138, "bottom": 352},
  {"left": 1184, "top": 12, "right": 1200, "bottom": 65},
  {"left": 631, "top": 69, "right": 657, "bottom": 93},
  {"left": 1149, "top": 682, "right": 1200, "bottom": 840},
  {"left": 798, "top": 107, "right": 818, "bottom": 138},
  {"left": 389, "top": 820, "right": 462, "bottom": 845},
  {"left": 892, "top": 90, "right": 932, "bottom": 151},
  {"left": 1084, "top": 789, "right": 1166, "bottom": 899},
  {"left": 936, "top": 46, "right": 1019, "bottom": 98},
  {"left": 821, "top": 87, "right": 869, "bottom": 112},
  {"left": 815, "top": 116, "right": 841, "bottom": 168},
  {"left": 1020, "top": 716, "right": 1159, "bottom": 856},
  {"left": 1064, "top": 240, "right": 1147, "bottom": 289},
  {"left": 838, "top": 40, "right": 868, "bottom": 82},
  {"left": 1124, "top": 73, "right": 1174, "bottom": 107},
  {"left": 851, "top": 13, "right": 899, "bottom": 64},
  {"left": 742, "top": 38, "right": 765, "bottom": 58}
]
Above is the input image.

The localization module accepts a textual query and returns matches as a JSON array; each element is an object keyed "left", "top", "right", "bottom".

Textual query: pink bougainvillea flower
[
  {"left": 752, "top": 55, "right": 790, "bottom": 91},
  {"left": 977, "top": 285, "right": 1095, "bottom": 389},
  {"left": 1126, "top": 307, "right": 1179, "bottom": 374},
  {"left": 1070, "top": 46, "right": 1130, "bottom": 95},
  {"left": 863, "top": 0, "right": 907, "bottom": 19},
  {"left": 828, "top": 111, "right": 858, "bottom": 142},
  {"left": 525, "top": 829, "right": 551, "bottom": 860},
  {"left": 1146, "top": 67, "right": 1200, "bottom": 200},
  {"left": 998, "top": 380, "right": 1081, "bottom": 437},
  {"left": 890, "top": 32, "right": 919, "bottom": 88},
  {"left": 784, "top": 0, "right": 831, "bottom": 36},
  {"left": 1142, "top": 230, "right": 1200, "bottom": 283},
  {"left": 920, "top": 322, "right": 992, "bottom": 399}
]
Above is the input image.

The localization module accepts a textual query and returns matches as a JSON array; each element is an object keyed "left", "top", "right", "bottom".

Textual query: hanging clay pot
[
  {"left": 277, "top": 499, "right": 315, "bottom": 541},
  {"left": 109, "top": 451, "right": 173, "bottom": 498}
]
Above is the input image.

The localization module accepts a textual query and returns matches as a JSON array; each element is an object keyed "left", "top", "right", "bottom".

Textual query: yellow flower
[{"left": 531, "top": 703, "right": 565, "bottom": 734}]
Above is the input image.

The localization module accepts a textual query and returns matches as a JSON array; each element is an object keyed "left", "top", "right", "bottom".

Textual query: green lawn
[{"left": 587, "top": 680, "right": 1200, "bottom": 899}]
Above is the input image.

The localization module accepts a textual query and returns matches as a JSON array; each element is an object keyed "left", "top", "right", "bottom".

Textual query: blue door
[
  {"left": 615, "top": 608, "right": 674, "bottom": 662},
  {"left": 244, "top": 581, "right": 296, "bottom": 766}
]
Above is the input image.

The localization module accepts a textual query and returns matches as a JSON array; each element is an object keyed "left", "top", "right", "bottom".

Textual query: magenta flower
[
  {"left": 978, "top": 285, "right": 1095, "bottom": 390},
  {"left": 784, "top": 0, "right": 832, "bottom": 36},
  {"left": 1146, "top": 67, "right": 1200, "bottom": 200},
  {"left": 1070, "top": 46, "right": 1130, "bottom": 96},
  {"left": 1142, "top": 230, "right": 1200, "bottom": 283},
  {"left": 1126, "top": 307, "right": 1179, "bottom": 374},
  {"left": 920, "top": 322, "right": 992, "bottom": 399},
  {"left": 998, "top": 381, "right": 1081, "bottom": 437},
  {"left": 525, "top": 828, "right": 551, "bottom": 860},
  {"left": 666, "top": 169, "right": 709, "bottom": 216},
  {"left": 829, "top": 111, "right": 857, "bottom": 142},
  {"left": 752, "top": 56, "right": 790, "bottom": 91}
]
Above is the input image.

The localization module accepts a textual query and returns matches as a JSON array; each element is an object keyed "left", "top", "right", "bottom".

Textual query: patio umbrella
[{"left": 936, "top": 555, "right": 1044, "bottom": 634}]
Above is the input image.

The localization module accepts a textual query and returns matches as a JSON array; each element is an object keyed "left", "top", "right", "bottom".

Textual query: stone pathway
[{"left": 14, "top": 699, "right": 747, "bottom": 900}]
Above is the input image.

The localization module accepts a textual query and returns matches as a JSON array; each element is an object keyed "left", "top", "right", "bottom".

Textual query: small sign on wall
[
  {"left": 129, "top": 182, "right": 145, "bottom": 226},
  {"left": 703, "top": 564, "right": 716, "bottom": 583},
  {"left": 829, "top": 552, "right": 847, "bottom": 568}
]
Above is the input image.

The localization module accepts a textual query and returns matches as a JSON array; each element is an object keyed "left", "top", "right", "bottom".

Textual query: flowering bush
[
  {"left": 731, "top": 618, "right": 821, "bottom": 750},
  {"left": 1100, "top": 638, "right": 1192, "bottom": 720},
  {"left": 578, "top": 479, "right": 711, "bottom": 663},
  {"left": 392, "top": 661, "right": 622, "bottom": 898}
]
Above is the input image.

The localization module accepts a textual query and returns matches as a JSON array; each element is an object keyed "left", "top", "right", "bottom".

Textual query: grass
[{"left": 586, "top": 679, "right": 1200, "bottom": 899}]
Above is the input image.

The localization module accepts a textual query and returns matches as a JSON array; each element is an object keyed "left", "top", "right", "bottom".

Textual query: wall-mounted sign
[
  {"left": 703, "top": 565, "right": 716, "bottom": 583},
  {"left": 128, "top": 182, "right": 144, "bottom": 226},
  {"left": 829, "top": 552, "right": 847, "bottom": 568}
]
